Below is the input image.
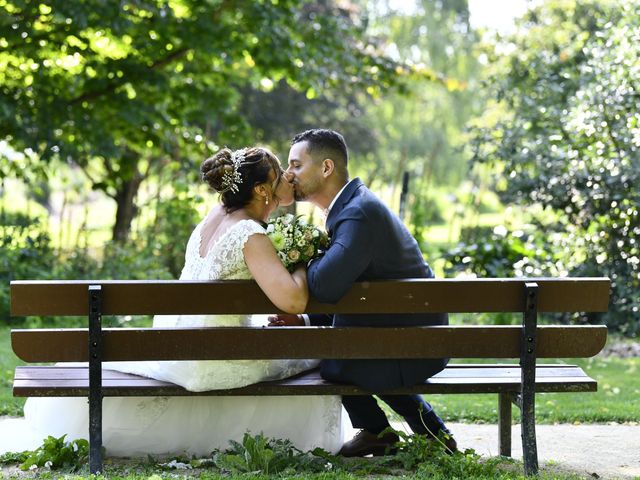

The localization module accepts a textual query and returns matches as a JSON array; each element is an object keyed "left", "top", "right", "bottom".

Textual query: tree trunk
[{"left": 112, "top": 174, "right": 143, "bottom": 243}]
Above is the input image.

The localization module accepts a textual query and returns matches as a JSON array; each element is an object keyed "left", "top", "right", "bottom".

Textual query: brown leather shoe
[{"left": 338, "top": 430, "right": 399, "bottom": 457}]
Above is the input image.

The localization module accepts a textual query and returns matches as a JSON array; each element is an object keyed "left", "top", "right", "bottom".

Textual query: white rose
[{"left": 287, "top": 249, "right": 301, "bottom": 262}]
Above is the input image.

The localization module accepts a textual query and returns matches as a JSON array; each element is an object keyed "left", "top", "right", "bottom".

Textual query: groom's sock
[{"left": 379, "top": 394, "right": 450, "bottom": 437}]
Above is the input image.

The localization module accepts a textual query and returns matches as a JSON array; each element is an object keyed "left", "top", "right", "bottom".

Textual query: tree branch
[{"left": 72, "top": 159, "right": 99, "bottom": 188}]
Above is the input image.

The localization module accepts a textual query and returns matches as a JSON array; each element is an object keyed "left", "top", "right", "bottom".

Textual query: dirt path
[{"left": 378, "top": 422, "right": 640, "bottom": 479}]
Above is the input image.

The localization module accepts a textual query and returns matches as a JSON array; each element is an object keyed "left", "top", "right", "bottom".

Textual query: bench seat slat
[
  {"left": 11, "top": 325, "right": 607, "bottom": 362},
  {"left": 13, "top": 365, "right": 597, "bottom": 397}
]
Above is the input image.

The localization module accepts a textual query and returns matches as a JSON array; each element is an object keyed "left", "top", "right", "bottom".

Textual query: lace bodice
[
  {"left": 180, "top": 218, "right": 266, "bottom": 281},
  {"left": 114, "top": 217, "right": 319, "bottom": 391}
]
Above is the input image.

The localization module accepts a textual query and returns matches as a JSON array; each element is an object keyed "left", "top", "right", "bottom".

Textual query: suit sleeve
[
  {"left": 308, "top": 314, "right": 333, "bottom": 326},
  {"left": 308, "top": 210, "right": 374, "bottom": 303}
]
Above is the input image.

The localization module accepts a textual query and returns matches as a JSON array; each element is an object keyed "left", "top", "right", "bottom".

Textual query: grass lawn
[
  {"left": 419, "top": 356, "right": 640, "bottom": 425},
  {"left": 0, "top": 465, "right": 598, "bottom": 480},
  {"left": 0, "top": 326, "right": 25, "bottom": 416}
]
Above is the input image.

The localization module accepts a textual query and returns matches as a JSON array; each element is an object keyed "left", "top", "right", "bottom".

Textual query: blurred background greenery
[{"left": 1, "top": 0, "right": 638, "bottom": 337}]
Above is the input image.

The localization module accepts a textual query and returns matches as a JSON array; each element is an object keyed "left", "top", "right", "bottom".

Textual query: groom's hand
[{"left": 267, "top": 314, "right": 304, "bottom": 326}]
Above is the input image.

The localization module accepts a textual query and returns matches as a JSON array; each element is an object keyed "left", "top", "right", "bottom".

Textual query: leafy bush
[
  {"left": 206, "top": 431, "right": 511, "bottom": 478},
  {"left": 19, "top": 435, "right": 88, "bottom": 472},
  {"left": 0, "top": 213, "right": 56, "bottom": 323},
  {"left": 1, "top": 431, "right": 574, "bottom": 478},
  {"left": 410, "top": 192, "right": 445, "bottom": 254},
  {"left": 1, "top": 211, "right": 174, "bottom": 327},
  {"left": 467, "top": 0, "right": 639, "bottom": 336},
  {"left": 98, "top": 242, "right": 174, "bottom": 281},
  {"left": 0, "top": 450, "right": 29, "bottom": 465},
  {"left": 441, "top": 224, "right": 576, "bottom": 325},
  {"left": 386, "top": 428, "right": 510, "bottom": 478},
  {"left": 212, "top": 432, "right": 328, "bottom": 474},
  {"left": 443, "top": 225, "right": 565, "bottom": 279},
  {"left": 141, "top": 185, "right": 203, "bottom": 278}
]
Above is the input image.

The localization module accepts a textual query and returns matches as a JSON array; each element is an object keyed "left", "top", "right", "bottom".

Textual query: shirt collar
[{"left": 326, "top": 179, "right": 353, "bottom": 216}]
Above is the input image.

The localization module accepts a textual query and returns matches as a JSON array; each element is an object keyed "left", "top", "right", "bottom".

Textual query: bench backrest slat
[
  {"left": 10, "top": 278, "right": 610, "bottom": 315},
  {"left": 11, "top": 325, "right": 607, "bottom": 362}
]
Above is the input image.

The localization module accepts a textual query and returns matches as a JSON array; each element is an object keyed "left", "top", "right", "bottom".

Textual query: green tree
[
  {"left": 354, "top": 0, "right": 481, "bottom": 243},
  {"left": 467, "top": 0, "right": 639, "bottom": 333},
  {"left": 1, "top": 0, "right": 402, "bottom": 241}
]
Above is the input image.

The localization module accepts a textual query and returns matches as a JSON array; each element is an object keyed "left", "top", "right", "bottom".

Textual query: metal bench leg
[
  {"left": 88, "top": 285, "right": 103, "bottom": 474},
  {"left": 498, "top": 392, "right": 512, "bottom": 457},
  {"left": 521, "top": 282, "right": 539, "bottom": 476}
]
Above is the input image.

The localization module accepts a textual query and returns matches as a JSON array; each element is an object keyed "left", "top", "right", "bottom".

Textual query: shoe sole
[{"left": 340, "top": 445, "right": 398, "bottom": 457}]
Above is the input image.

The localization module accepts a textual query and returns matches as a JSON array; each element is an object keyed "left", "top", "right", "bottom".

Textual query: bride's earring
[{"left": 265, "top": 196, "right": 269, "bottom": 206}]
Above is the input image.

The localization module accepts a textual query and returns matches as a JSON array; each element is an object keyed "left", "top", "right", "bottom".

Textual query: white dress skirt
[{"left": 0, "top": 220, "right": 346, "bottom": 456}]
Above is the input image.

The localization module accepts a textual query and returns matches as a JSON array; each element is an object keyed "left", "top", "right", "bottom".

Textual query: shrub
[
  {"left": 0, "top": 213, "right": 56, "bottom": 324},
  {"left": 1, "top": 212, "right": 174, "bottom": 327}
]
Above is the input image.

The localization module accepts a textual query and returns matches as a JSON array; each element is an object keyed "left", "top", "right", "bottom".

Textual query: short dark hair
[{"left": 291, "top": 129, "right": 348, "bottom": 170}]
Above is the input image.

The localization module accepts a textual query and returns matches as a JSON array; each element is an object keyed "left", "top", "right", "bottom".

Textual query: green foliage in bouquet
[{"left": 266, "top": 214, "right": 329, "bottom": 272}]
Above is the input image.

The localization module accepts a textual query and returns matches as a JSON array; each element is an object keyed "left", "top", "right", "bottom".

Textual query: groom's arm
[
  {"left": 308, "top": 314, "right": 333, "bottom": 326},
  {"left": 308, "top": 210, "right": 373, "bottom": 304}
]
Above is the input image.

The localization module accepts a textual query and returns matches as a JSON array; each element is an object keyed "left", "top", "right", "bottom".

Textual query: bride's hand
[{"left": 268, "top": 314, "right": 305, "bottom": 326}]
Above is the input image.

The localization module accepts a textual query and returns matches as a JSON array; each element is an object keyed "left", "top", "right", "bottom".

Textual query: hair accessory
[{"left": 220, "top": 148, "right": 246, "bottom": 194}]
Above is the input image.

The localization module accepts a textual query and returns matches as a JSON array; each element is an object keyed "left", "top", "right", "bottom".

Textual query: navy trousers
[{"left": 342, "top": 394, "right": 449, "bottom": 437}]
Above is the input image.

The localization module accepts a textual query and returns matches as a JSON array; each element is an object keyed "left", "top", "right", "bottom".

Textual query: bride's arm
[{"left": 243, "top": 234, "right": 308, "bottom": 314}]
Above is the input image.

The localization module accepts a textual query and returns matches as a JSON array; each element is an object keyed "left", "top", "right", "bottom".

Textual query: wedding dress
[{"left": 0, "top": 219, "right": 345, "bottom": 457}]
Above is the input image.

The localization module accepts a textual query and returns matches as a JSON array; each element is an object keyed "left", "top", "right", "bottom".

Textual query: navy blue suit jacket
[{"left": 308, "top": 178, "right": 448, "bottom": 390}]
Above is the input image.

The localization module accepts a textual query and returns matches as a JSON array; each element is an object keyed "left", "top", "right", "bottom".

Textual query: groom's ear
[{"left": 321, "top": 159, "right": 335, "bottom": 178}]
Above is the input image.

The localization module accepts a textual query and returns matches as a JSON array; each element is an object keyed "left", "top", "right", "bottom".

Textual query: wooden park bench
[{"left": 10, "top": 277, "right": 610, "bottom": 476}]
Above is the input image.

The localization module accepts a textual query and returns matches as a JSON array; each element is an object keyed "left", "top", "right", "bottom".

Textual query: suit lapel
[{"left": 325, "top": 178, "right": 364, "bottom": 236}]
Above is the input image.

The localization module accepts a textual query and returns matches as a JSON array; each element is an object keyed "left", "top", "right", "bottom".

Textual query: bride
[{"left": 0, "top": 146, "right": 345, "bottom": 457}]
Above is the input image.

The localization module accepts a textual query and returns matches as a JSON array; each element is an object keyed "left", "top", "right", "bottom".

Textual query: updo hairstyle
[{"left": 201, "top": 147, "right": 282, "bottom": 212}]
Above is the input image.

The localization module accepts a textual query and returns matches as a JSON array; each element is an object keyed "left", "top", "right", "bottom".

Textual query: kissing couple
[{"left": 0, "top": 129, "right": 455, "bottom": 458}]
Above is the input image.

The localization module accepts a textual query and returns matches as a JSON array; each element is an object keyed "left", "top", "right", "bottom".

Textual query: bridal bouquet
[{"left": 267, "top": 214, "right": 329, "bottom": 271}]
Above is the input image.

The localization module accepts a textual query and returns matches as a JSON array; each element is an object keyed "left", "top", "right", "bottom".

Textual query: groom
[{"left": 271, "top": 128, "right": 456, "bottom": 456}]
